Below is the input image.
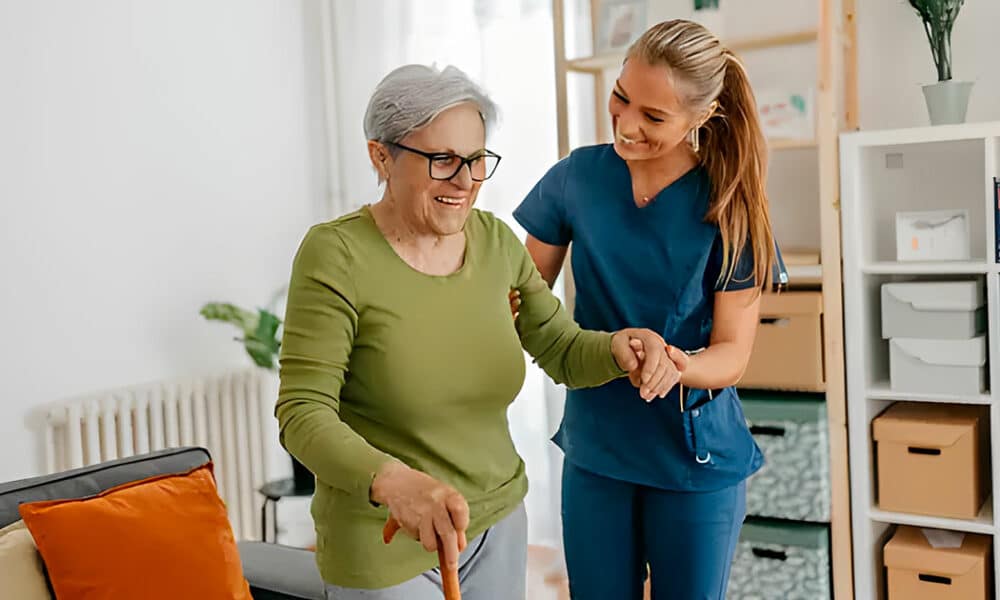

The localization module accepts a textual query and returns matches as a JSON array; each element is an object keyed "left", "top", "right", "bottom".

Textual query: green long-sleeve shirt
[{"left": 275, "top": 206, "right": 625, "bottom": 588}]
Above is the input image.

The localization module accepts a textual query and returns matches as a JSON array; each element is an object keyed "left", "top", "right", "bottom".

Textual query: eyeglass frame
[{"left": 387, "top": 142, "right": 502, "bottom": 182}]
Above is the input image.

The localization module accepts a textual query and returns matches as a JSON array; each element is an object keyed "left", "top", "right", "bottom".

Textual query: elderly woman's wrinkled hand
[
  {"left": 611, "top": 329, "right": 682, "bottom": 402},
  {"left": 628, "top": 339, "right": 689, "bottom": 401},
  {"left": 371, "top": 461, "right": 470, "bottom": 570}
]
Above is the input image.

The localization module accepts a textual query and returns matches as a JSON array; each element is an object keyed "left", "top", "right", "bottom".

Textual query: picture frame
[
  {"left": 756, "top": 88, "right": 816, "bottom": 140},
  {"left": 595, "top": 0, "right": 648, "bottom": 54}
]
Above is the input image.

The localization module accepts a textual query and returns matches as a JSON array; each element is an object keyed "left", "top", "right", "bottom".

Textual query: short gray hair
[{"left": 363, "top": 64, "right": 499, "bottom": 148}]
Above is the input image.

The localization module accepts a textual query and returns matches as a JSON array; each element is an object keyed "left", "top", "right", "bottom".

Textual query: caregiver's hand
[
  {"left": 628, "top": 339, "right": 687, "bottom": 400},
  {"left": 373, "top": 461, "right": 469, "bottom": 570},
  {"left": 509, "top": 288, "right": 521, "bottom": 321},
  {"left": 611, "top": 328, "right": 678, "bottom": 402}
]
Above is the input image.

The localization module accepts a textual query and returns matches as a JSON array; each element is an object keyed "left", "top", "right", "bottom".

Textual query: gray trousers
[{"left": 324, "top": 503, "right": 527, "bottom": 600}]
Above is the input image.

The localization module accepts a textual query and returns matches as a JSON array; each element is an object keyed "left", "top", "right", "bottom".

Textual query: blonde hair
[{"left": 628, "top": 20, "right": 775, "bottom": 291}]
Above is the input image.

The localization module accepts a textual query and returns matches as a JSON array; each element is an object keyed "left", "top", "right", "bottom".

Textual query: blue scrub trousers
[{"left": 561, "top": 461, "right": 746, "bottom": 600}]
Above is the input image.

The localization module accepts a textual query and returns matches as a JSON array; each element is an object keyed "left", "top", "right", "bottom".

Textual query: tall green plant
[
  {"left": 909, "top": 0, "right": 965, "bottom": 82},
  {"left": 694, "top": 0, "right": 719, "bottom": 9}
]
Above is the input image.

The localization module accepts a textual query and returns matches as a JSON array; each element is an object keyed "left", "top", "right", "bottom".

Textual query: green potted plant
[
  {"left": 201, "top": 297, "right": 315, "bottom": 494},
  {"left": 200, "top": 303, "right": 282, "bottom": 369},
  {"left": 909, "top": 0, "right": 972, "bottom": 125}
]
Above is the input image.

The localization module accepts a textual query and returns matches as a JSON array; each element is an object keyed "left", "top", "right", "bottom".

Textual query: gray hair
[{"left": 363, "top": 64, "right": 499, "bottom": 149}]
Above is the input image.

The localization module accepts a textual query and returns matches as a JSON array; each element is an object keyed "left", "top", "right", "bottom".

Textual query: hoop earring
[{"left": 689, "top": 128, "right": 700, "bottom": 153}]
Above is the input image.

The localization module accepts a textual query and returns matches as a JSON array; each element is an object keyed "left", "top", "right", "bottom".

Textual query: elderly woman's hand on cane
[{"left": 376, "top": 461, "right": 467, "bottom": 599}]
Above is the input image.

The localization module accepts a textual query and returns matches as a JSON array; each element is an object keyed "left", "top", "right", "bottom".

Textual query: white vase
[{"left": 922, "top": 80, "right": 974, "bottom": 125}]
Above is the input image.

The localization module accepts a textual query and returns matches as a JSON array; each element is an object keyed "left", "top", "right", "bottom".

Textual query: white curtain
[{"left": 319, "top": 0, "right": 568, "bottom": 550}]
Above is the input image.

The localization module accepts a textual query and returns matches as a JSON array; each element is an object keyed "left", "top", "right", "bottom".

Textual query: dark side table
[{"left": 259, "top": 478, "right": 313, "bottom": 543}]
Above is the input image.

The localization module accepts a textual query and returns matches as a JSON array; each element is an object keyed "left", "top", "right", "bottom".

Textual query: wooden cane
[{"left": 382, "top": 518, "right": 462, "bottom": 600}]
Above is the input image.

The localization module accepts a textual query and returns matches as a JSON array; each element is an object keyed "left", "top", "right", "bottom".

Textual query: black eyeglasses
[{"left": 389, "top": 142, "right": 502, "bottom": 182}]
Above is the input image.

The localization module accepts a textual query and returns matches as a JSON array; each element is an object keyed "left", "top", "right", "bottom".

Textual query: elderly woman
[{"left": 276, "top": 64, "right": 679, "bottom": 600}]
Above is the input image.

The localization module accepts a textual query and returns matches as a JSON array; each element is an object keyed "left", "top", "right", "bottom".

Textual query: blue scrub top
[{"left": 513, "top": 144, "right": 764, "bottom": 492}]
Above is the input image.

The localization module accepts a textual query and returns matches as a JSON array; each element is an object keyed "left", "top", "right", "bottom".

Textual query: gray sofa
[{"left": 0, "top": 446, "right": 325, "bottom": 600}]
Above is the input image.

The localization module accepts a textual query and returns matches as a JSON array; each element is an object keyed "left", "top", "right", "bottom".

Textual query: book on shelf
[{"left": 995, "top": 177, "right": 1000, "bottom": 263}]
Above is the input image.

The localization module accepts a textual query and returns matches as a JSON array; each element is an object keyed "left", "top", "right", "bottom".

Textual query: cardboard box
[
  {"left": 739, "top": 292, "right": 824, "bottom": 392},
  {"left": 881, "top": 280, "right": 985, "bottom": 340},
  {"left": 885, "top": 526, "right": 992, "bottom": 600},
  {"left": 873, "top": 403, "right": 990, "bottom": 519}
]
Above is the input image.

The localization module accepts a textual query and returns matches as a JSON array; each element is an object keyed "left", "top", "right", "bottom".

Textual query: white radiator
[{"left": 43, "top": 369, "right": 275, "bottom": 541}]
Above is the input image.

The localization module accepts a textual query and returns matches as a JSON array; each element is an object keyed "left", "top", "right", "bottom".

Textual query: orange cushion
[{"left": 19, "top": 463, "right": 251, "bottom": 600}]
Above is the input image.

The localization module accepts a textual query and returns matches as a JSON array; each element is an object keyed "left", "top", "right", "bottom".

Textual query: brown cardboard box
[
  {"left": 885, "top": 526, "right": 992, "bottom": 600},
  {"left": 738, "top": 291, "right": 824, "bottom": 392},
  {"left": 873, "top": 403, "right": 990, "bottom": 519}
]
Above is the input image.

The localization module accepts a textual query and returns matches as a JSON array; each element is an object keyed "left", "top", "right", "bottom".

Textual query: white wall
[
  {"left": 0, "top": 1, "right": 329, "bottom": 483},
  {"left": 859, "top": 1, "right": 1000, "bottom": 130}
]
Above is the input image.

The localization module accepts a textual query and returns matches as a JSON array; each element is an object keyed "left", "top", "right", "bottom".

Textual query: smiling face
[
  {"left": 608, "top": 57, "right": 701, "bottom": 162},
  {"left": 371, "top": 103, "right": 487, "bottom": 237}
]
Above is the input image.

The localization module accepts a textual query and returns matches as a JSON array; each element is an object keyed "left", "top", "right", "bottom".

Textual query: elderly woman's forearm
[
  {"left": 527, "top": 326, "right": 625, "bottom": 388},
  {"left": 276, "top": 397, "right": 394, "bottom": 499}
]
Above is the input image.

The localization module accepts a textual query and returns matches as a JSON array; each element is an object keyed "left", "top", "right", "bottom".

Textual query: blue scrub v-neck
[{"left": 514, "top": 144, "right": 762, "bottom": 492}]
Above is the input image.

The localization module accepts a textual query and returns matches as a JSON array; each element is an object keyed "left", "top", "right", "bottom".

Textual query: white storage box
[
  {"left": 889, "top": 336, "right": 987, "bottom": 395},
  {"left": 895, "top": 209, "right": 971, "bottom": 261},
  {"left": 881, "top": 281, "right": 985, "bottom": 340}
]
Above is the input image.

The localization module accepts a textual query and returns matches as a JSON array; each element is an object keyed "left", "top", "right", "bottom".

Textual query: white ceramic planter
[{"left": 922, "top": 80, "right": 974, "bottom": 125}]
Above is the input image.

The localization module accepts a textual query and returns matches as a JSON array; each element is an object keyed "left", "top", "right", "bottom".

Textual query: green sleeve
[
  {"left": 275, "top": 225, "right": 394, "bottom": 499},
  {"left": 502, "top": 223, "right": 626, "bottom": 388}
]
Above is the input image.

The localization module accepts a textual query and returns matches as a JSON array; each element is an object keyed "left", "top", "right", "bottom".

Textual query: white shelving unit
[{"left": 841, "top": 121, "right": 1000, "bottom": 600}]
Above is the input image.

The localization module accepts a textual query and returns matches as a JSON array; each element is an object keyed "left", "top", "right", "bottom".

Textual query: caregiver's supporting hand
[
  {"left": 611, "top": 328, "right": 680, "bottom": 401},
  {"left": 373, "top": 461, "right": 470, "bottom": 571}
]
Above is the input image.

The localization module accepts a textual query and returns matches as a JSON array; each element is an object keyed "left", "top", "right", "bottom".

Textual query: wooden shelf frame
[{"left": 566, "top": 28, "right": 820, "bottom": 73}]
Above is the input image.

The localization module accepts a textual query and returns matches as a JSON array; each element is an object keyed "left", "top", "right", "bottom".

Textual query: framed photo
[
  {"left": 756, "top": 88, "right": 816, "bottom": 140},
  {"left": 595, "top": 0, "right": 648, "bottom": 54}
]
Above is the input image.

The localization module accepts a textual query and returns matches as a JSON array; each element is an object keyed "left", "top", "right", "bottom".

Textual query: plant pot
[
  {"left": 289, "top": 452, "right": 315, "bottom": 493},
  {"left": 922, "top": 80, "right": 974, "bottom": 126}
]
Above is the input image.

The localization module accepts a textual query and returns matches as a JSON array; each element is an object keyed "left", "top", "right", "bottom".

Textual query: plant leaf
[{"left": 200, "top": 303, "right": 259, "bottom": 336}]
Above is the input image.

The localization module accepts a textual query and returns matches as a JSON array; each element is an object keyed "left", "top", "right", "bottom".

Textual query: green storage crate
[
  {"left": 728, "top": 518, "right": 831, "bottom": 599},
  {"left": 740, "top": 391, "right": 830, "bottom": 522}
]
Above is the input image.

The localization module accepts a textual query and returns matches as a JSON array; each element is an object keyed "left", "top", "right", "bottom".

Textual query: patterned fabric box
[
  {"left": 728, "top": 518, "right": 831, "bottom": 600},
  {"left": 741, "top": 392, "right": 830, "bottom": 522}
]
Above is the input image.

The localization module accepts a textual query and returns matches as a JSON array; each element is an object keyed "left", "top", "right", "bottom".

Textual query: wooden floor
[
  {"left": 527, "top": 546, "right": 651, "bottom": 600},
  {"left": 526, "top": 546, "right": 570, "bottom": 600},
  {"left": 304, "top": 542, "right": 643, "bottom": 599}
]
